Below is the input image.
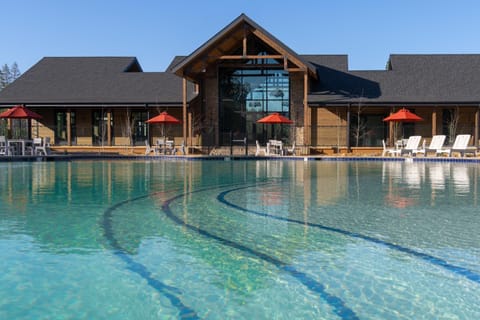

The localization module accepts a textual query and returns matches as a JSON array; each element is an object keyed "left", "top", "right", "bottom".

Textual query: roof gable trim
[{"left": 172, "top": 14, "right": 316, "bottom": 79}]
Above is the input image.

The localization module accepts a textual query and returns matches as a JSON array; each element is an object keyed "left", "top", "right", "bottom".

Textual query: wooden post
[
  {"left": 66, "top": 109, "right": 72, "bottom": 146},
  {"left": 303, "top": 72, "right": 310, "bottom": 149},
  {"left": 346, "top": 104, "right": 351, "bottom": 152},
  {"left": 475, "top": 106, "right": 480, "bottom": 148},
  {"left": 106, "top": 109, "right": 112, "bottom": 146},
  {"left": 182, "top": 77, "right": 188, "bottom": 154},
  {"left": 388, "top": 107, "right": 394, "bottom": 145},
  {"left": 188, "top": 111, "right": 193, "bottom": 149},
  {"left": 242, "top": 25, "right": 247, "bottom": 57},
  {"left": 431, "top": 109, "right": 437, "bottom": 136}
]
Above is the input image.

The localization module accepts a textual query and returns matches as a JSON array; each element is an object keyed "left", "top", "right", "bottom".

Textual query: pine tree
[{"left": 0, "top": 62, "right": 21, "bottom": 91}]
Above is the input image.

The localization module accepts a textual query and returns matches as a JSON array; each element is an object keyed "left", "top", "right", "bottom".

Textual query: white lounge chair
[
  {"left": 400, "top": 135, "right": 422, "bottom": 156},
  {"left": 255, "top": 140, "right": 269, "bottom": 156},
  {"left": 437, "top": 134, "right": 476, "bottom": 157},
  {"left": 412, "top": 135, "right": 446, "bottom": 157},
  {"left": 382, "top": 139, "right": 400, "bottom": 157}
]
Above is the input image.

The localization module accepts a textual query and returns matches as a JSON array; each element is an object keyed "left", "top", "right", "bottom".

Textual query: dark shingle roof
[
  {"left": 301, "top": 55, "right": 349, "bottom": 71},
  {"left": 309, "top": 54, "right": 480, "bottom": 105},
  {"left": 3, "top": 53, "right": 480, "bottom": 107},
  {"left": 0, "top": 57, "right": 196, "bottom": 105}
]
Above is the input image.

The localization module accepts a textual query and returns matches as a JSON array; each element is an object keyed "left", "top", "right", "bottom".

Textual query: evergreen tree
[{"left": 0, "top": 62, "right": 21, "bottom": 91}]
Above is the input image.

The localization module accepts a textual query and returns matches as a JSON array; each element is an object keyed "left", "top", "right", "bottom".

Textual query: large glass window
[
  {"left": 55, "top": 111, "right": 76, "bottom": 145},
  {"left": 350, "top": 113, "right": 387, "bottom": 147},
  {"left": 219, "top": 67, "right": 290, "bottom": 144},
  {"left": 92, "top": 110, "right": 112, "bottom": 146},
  {"left": 131, "top": 111, "right": 148, "bottom": 146}
]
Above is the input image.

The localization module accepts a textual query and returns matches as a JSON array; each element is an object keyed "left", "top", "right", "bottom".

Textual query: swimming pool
[{"left": 0, "top": 160, "right": 479, "bottom": 319}]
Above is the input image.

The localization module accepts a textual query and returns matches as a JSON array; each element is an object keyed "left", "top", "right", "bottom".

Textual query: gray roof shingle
[
  {"left": 2, "top": 53, "right": 480, "bottom": 107},
  {"left": 309, "top": 54, "right": 480, "bottom": 105},
  {"left": 0, "top": 57, "right": 196, "bottom": 105}
]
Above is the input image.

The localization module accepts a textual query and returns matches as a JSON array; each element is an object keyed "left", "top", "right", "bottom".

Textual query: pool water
[{"left": 0, "top": 160, "right": 479, "bottom": 319}]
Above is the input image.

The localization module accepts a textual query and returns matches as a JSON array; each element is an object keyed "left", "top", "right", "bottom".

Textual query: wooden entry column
[
  {"left": 182, "top": 77, "right": 188, "bottom": 154},
  {"left": 106, "top": 109, "right": 112, "bottom": 146},
  {"left": 475, "top": 106, "right": 480, "bottom": 148},
  {"left": 66, "top": 109, "right": 72, "bottom": 145},
  {"left": 303, "top": 72, "right": 310, "bottom": 148}
]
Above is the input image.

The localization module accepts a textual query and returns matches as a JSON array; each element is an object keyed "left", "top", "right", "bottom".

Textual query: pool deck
[{"left": 2, "top": 152, "right": 480, "bottom": 163}]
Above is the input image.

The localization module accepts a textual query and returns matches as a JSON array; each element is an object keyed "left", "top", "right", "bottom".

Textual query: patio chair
[
  {"left": 35, "top": 137, "right": 51, "bottom": 155},
  {"left": 400, "top": 135, "right": 422, "bottom": 156},
  {"left": 145, "top": 140, "right": 156, "bottom": 155},
  {"left": 285, "top": 142, "right": 296, "bottom": 156},
  {"left": 436, "top": 134, "right": 476, "bottom": 157},
  {"left": 25, "top": 137, "right": 42, "bottom": 155},
  {"left": 382, "top": 139, "right": 400, "bottom": 157},
  {"left": 0, "top": 136, "right": 15, "bottom": 156},
  {"left": 412, "top": 135, "right": 446, "bottom": 157},
  {"left": 172, "top": 140, "right": 186, "bottom": 155},
  {"left": 255, "top": 140, "right": 269, "bottom": 156}
]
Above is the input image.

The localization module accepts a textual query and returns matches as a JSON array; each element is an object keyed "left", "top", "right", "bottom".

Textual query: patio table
[
  {"left": 269, "top": 139, "right": 284, "bottom": 155},
  {"left": 155, "top": 139, "right": 175, "bottom": 155},
  {"left": 7, "top": 139, "right": 33, "bottom": 156}
]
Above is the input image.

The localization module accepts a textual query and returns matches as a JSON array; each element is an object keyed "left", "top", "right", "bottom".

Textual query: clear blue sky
[{"left": 3, "top": 0, "right": 480, "bottom": 73}]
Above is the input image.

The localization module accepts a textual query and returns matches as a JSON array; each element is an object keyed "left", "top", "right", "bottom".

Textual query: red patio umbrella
[
  {"left": 0, "top": 105, "right": 42, "bottom": 139},
  {"left": 383, "top": 108, "right": 423, "bottom": 141},
  {"left": 383, "top": 108, "right": 423, "bottom": 122},
  {"left": 146, "top": 111, "right": 182, "bottom": 150},
  {"left": 0, "top": 105, "right": 42, "bottom": 120},
  {"left": 256, "top": 112, "right": 293, "bottom": 140},
  {"left": 256, "top": 112, "right": 293, "bottom": 124},
  {"left": 146, "top": 111, "right": 182, "bottom": 125}
]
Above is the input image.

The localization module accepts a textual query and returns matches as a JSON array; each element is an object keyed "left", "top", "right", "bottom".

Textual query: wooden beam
[
  {"left": 303, "top": 72, "right": 310, "bottom": 147},
  {"left": 431, "top": 109, "right": 437, "bottom": 136},
  {"left": 242, "top": 25, "right": 247, "bottom": 56},
  {"left": 346, "top": 104, "right": 351, "bottom": 152},
  {"left": 182, "top": 77, "right": 188, "bottom": 154},
  {"left": 106, "top": 109, "right": 112, "bottom": 146},
  {"left": 66, "top": 109, "right": 72, "bottom": 146},
  {"left": 388, "top": 107, "right": 395, "bottom": 145},
  {"left": 188, "top": 111, "right": 193, "bottom": 148},
  {"left": 286, "top": 67, "right": 307, "bottom": 72},
  {"left": 252, "top": 30, "right": 308, "bottom": 70},
  {"left": 475, "top": 106, "right": 480, "bottom": 148},
  {"left": 219, "top": 54, "right": 283, "bottom": 60}
]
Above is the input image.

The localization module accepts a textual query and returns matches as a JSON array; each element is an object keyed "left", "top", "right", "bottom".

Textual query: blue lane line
[
  {"left": 162, "top": 191, "right": 359, "bottom": 320},
  {"left": 217, "top": 186, "right": 480, "bottom": 285},
  {"left": 102, "top": 195, "right": 200, "bottom": 320}
]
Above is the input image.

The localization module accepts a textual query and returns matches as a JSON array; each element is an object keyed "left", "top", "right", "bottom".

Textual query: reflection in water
[
  {"left": 0, "top": 160, "right": 479, "bottom": 319},
  {"left": 0, "top": 160, "right": 479, "bottom": 253},
  {"left": 452, "top": 165, "right": 470, "bottom": 194},
  {"left": 429, "top": 163, "right": 447, "bottom": 190},
  {"left": 381, "top": 161, "right": 477, "bottom": 208}
]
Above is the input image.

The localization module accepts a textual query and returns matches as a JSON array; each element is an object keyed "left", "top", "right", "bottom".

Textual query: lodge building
[{"left": 1, "top": 13, "right": 480, "bottom": 155}]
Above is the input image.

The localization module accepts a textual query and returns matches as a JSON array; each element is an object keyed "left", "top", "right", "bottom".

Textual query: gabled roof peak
[{"left": 172, "top": 14, "right": 316, "bottom": 79}]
